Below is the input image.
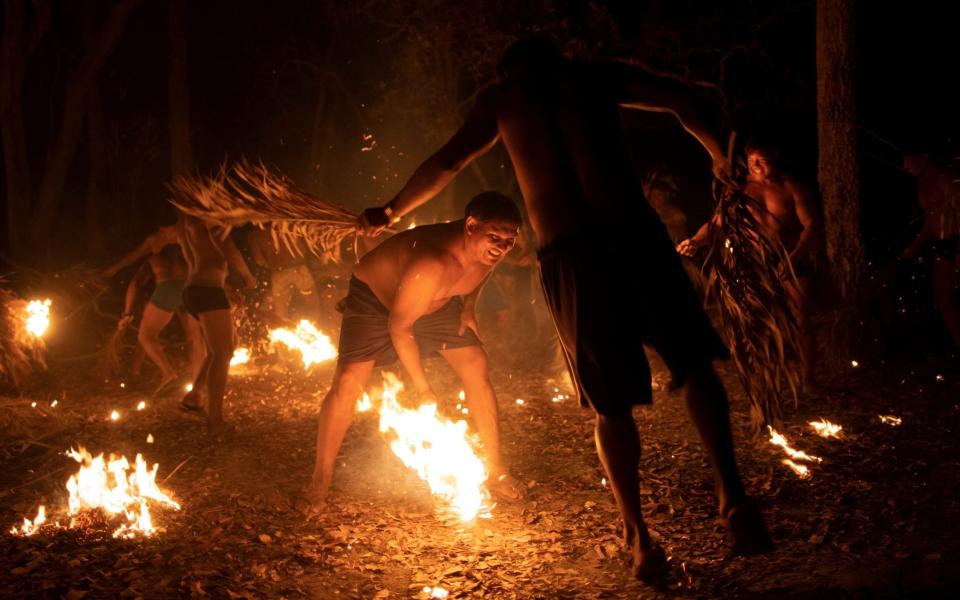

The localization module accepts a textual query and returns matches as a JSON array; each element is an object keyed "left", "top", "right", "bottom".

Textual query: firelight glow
[{"left": 269, "top": 320, "right": 337, "bottom": 368}]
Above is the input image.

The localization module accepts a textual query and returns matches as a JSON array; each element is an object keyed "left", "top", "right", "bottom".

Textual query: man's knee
[{"left": 455, "top": 346, "right": 490, "bottom": 375}]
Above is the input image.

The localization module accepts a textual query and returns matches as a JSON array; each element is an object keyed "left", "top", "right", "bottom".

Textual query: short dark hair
[
  {"left": 465, "top": 192, "right": 522, "bottom": 226},
  {"left": 497, "top": 38, "right": 562, "bottom": 80},
  {"left": 744, "top": 136, "right": 783, "bottom": 169}
]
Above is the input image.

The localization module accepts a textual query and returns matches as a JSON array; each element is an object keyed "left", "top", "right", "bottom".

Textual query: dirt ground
[{"left": 2, "top": 337, "right": 959, "bottom": 599}]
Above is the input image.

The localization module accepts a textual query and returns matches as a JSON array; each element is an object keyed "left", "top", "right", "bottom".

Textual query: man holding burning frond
[
  {"left": 358, "top": 39, "right": 772, "bottom": 580},
  {"left": 309, "top": 192, "right": 525, "bottom": 507}
]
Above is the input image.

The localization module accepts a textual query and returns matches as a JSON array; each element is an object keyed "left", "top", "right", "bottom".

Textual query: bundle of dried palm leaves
[
  {"left": 169, "top": 161, "right": 358, "bottom": 262},
  {"left": 0, "top": 288, "right": 47, "bottom": 389},
  {"left": 702, "top": 170, "right": 804, "bottom": 433}
]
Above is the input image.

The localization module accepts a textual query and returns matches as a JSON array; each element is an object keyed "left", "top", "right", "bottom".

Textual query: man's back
[{"left": 493, "top": 60, "right": 644, "bottom": 246}]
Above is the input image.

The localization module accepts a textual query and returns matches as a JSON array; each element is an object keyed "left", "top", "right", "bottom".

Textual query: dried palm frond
[
  {"left": 702, "top": 166, "right": 804, "bottom": 433},
  {"left": 169, "top": 160, "right": 358, "bottom": 263},
  {"left": 0, "top": 288, "right": 47, "bottom": 388}
]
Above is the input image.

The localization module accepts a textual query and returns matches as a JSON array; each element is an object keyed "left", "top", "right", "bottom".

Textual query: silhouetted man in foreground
[{"left": 358, "top": 40, "right": 772, "bottom": 580}]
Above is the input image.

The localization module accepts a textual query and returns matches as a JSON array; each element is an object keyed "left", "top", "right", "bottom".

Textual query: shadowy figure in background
[
  {"left": 177, "top": 213, "right": 257, "bottom": 436},
  {"left": 247, "top": 227, "right": 321, "bottom": 323},
  {"left": 357, "top": 39, "right": 772, "bottom": 579},
  {"left": 679, "top": 137, "right": 820, "bottom": 384},
  {"left": 902, "top": 152, "right": 960, "bottom": 348},
  {"left": 103, "top": 223, "right": 204, "bottom": 395},
  {"left": 309, "top": 193, "right": 526, "bottom": 509}
]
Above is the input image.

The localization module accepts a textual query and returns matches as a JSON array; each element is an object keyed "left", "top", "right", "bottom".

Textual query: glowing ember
[
  {"left": 809, "top": 418, "right": 843, "bottom": 438},
  {"left": 50, "top": 400, "right": 58, "bottom": 408},
  {"left": 136, "top": 401, "right": 146, "bottom": 411},
  {"left": 850, "top": 360, "right": 859, "bottom": 368},
  {"left": 408, "top": 220, "right": 418, "bottom": 229},
  {"left": 768, "top": 426, "right": 821, "bottom": 478},
  {"left": 458, "top": 390, "right": 465, "bottom": 401},
  {"left": 376, "top": 372, "right": 490, "bottom": 521},
  {"left": 515, "top": 398, "right": 525, "bottom": 405},
  {"left": 9, "top": 505, "right": 46, "bottom": 536},
  {"left": 269, "top": 320, "right": 337, "bottom": 368},
  {"left": 781, "top": 459, "right": 811, "bottom": 479},
  {"left": 230, "top": 347, "right": 251, "bottom": 367},
  {"left": 65, "top": 447, "right": 180, "bottom": 538},
  {"left": 184, "top": 383, "right": 193, "bottom": 393},
  {"left": 422, "top": 587, "right": 448, "bottom": 599},
  {"left": 879, "top": 415, "right": 902, "bottom": 426},
  {"left": 110, "top": 410, "right": 120, "bottom": 421},
  {"left": 23, "top": 299, "right": 51, "bottom": 338},
  {"left": 30, "top": 402, "right": 36, "bottom": 408},
  {"left": 357, "top": 393, "right": 372, "bottom": 413},
  {"left": 146, "top": 434, "right": 154, "bottom": 444}
]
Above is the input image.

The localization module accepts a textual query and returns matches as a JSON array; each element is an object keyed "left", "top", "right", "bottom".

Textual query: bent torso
[{"left": 177, "top": 215, "right": 228, "bottom": 287}]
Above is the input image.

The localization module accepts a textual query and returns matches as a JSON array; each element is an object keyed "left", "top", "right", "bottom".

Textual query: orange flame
[
  {"left": 768, "top": 426, "right": 821, "bottom": 478},
  {"left": 9, "top": 505, "right": 46, "bottom": 536},
  {"left": 375, "top": 373, "right": 490, "bottom": 521},
  {"left": 809, "top": 418, "right": 843, "bottom": 438},
  {"left": 269, "top": 320, "right": 337, "bottom": 368}
]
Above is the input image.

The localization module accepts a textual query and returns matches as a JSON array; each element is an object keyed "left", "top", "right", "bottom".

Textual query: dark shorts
[
  {"left": 925, "top": 236, "right": 960, "bottom": 260},
  {"left": 538, "top": 212, "right": 729, "bottom": 416},
  {"left": 181, "top": 285, "right": 230, "bottom": 318},
  {"left": 337, "top": 277, "right": 481, "bottom": 367},
  {"left": 148, "top": 280, "right": 184, "bottom": 313}
]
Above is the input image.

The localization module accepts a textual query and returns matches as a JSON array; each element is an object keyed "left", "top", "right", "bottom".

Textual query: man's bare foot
[
  {"left": 179, "top": 392, "right": 205, "bottom": 416},
  {"left": 722, "top": 502, "right": 774, "bottom": 557},
  {"left": 487, "top": 472, "right": 525, "bottom": 501},
  {"left": 300, "top": 478, "right": 330, "bottom": 517},
  {"left": 630, "top": 543, "right": 668, "bottom": 582}
]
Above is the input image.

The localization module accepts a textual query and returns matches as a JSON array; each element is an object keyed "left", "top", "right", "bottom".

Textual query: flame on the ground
[
  {"left": 376, "top": 372, "right": 490, "bottom": 521},
  {"left": 10, "top": 448, "right": 180, "bottom": 538},
  {"left": 356, "top": 392, "right": 372, "bottom": 413},
  {"left": 768, "top": 426, "right": 821, "bottom": 478},
  {"left": 65, "top": 447, "right": 180, "bottom": 538},
  {"left": 9, "top": 505, "right": 46, "bottom": 536},
  {"left": 879, "top": 414, "right": 902, "bottom": 426},
  {"left": 230, "top": 347, "right": 251, "bottom": 367},
  {"left": 422, "top": 587, "right": 449, "bottom": 599},
  {"left": 24, "top": 299, "right": 52, "bottom": 338},
  {"left": 269, "top": 320, "right": 337, "bottom": 368},
  {"left": 809, "top": 418, "right": 843, "bottom": 438}
]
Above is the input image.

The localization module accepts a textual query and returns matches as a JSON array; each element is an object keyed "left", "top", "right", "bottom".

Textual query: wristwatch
[{"left": 383, "top": 202, "right": 397, "bottom": 224}]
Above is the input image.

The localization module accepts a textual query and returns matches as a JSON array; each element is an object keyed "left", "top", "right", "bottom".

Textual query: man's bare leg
[
  {"left": 595, "top": 412, "right": 666, "bottom": 580},
  {"left": 440, "top": 345, "right": 523, "bottom": 500},
  {"left": 932, "top": 256, "right": 960, "bottom": 347},
  {"left": 308, "top": 360, "right": 375, "bottom": 507},
  {"left": 179, "top": 312, "right": 206, "bottom": 382},
  {"left": 137, "top": 304, "right": 177, "bottom": 392},
  {"left": 684, "top": 365, "right": 772, "bottom": 554},
  {"left": 196, "top": 308, "right": 234, "bottom": 435}
]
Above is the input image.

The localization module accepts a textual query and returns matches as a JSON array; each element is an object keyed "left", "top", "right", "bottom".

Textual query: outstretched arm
[
  {"left": 677, "top": 214, "right": 720, "bottom": 257},
  {"left": 388, "top": 258, "right": 446, "bottom": 398},
  {"left": 359, "top": 90, "right": 500, "bottom": 234},
  {"left": 103, "top": 236, "right": 153, "bottom": 278},
  {"left": 609, "top": 61, "right": 730, "bottom": 181}
]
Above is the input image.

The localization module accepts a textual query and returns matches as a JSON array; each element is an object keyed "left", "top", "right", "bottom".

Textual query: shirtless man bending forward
[{"left": 308, "top": 192, "right": 525, "bottom": 507}]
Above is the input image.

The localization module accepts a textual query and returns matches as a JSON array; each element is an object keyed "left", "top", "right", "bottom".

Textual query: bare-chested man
[
  {"left": 309, "top": 192, "right": 525, "bottom": 507},
  {"left": 176, "top": 213, "right": 257, "bottom": 435},
  {"left": 678, "top": 138, "right": 820, "bottom": 382},
  {"left": 247, "top": 227, "right": 321, "bottom": 322},
  {"left": 357, "top": 40, "right": 772, "bottom": 579},
  {"left": 902, "top": 152, "right": 960, "bottom": 347},
  {"left": 103, "top": 224, "right": 204, "bottom": 394}
]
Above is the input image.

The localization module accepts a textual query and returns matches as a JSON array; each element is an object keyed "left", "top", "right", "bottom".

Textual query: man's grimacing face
[{"left": 466, "top": 217, "right": 519, "bottom": 266}]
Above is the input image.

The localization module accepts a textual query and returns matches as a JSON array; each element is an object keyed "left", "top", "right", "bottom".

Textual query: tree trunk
[
  {"left": 30, "top": 0, "right": 141, "bottom": 253},
  {"left": 816, "top": 0, "right": 865, "bottom": 362},
  {"left": 168, "top": 0, "right": 192, "bottom": 178},
  {"left": 1, "top": 0, "right": 50, "bottom": 257}
]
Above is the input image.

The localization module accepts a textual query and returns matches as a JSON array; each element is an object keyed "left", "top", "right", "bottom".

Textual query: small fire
[
  {"left": 24, "top": 299, "right": 51, "bottom": 338},
  {"left": 230, "top": 347, "right": 251, "bottom": 367},
  {"left": 9, "top": 505, "right": 46, "bottom": 536},
  {"left": 269, "top": 320, "right": 337, "bottom": 368},
  {"left": 879, "top": 415, "right": 902, "bottom": 426},
  {"left": 376, "top": 372, "right": 490, "bottom": 521},
  {"left": 422, "top": 587, "right": 448, "bottom": 599},
  {"left": 408, "top": 220, "right": 418, "bottom": 229},
  {"left": 809, "top": 418, "right": 843, "bottom": 438},
  {"left": 65, "top": 447, "right": 180, "bottom": 538},
  {"left": 110, "top": 410, "right": 120, "bottom": 421},
  {"left": 10, "top": 448, "right": 180, "bottom": 538},
  {"left": 768, "top": 426, "right": 821, "bottom": 478}
]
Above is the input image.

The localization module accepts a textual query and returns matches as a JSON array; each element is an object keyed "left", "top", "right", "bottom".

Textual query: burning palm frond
[
  {"left": 702, "top": 160, "right": 804, "bottom": 433},
  {"left": 169, "top": 160, "right": 358, "bottom": 262},
  {"left": 0, "top": 288, "right": 48, "bottom": 388}
]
